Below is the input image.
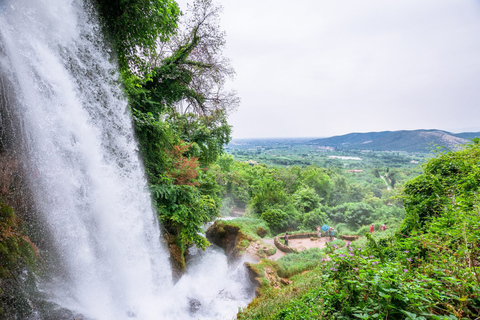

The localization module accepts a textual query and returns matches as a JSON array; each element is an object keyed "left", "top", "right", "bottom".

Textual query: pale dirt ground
[
  {"left": 227, "top": 209, "right": 335, "bottom": 261},
  {"left": 261, "top": 236, "right": 333, "bottom": 261}
]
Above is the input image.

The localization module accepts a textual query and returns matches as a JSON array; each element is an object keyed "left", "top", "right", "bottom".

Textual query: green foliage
[
  {"left": 299, "top": 166, "right": 332, "bottom": 203},
  {"left": 301, "top": 208, "right": 327, "bottom": 230},
  {"left": 261, "top": 209, "right": 291, "bottom": 234},
  {"left": 328, "top": 202, "right": 374, "bottom": 227},
  {"left": 95, "top": 0, "right": 179, "bottom": 71},
  {"left": 240, "top": 233, "right": 479, "bottom": 319},
  {"left": 219, "top": 217, "right": 271, "bottom": 240},
  {"left": 170, "top": 111, "right": 232, "bottom": 166},
  {"left": 240, "top": 142, "right": 480, "bottom": 319},
  {"left": 216, "top": 153, "right": 235, "bottom": 172},
  {"left": 251, "top": 178, "right": 289, "bottom": 215},
  {"left": 98, "top": 0, "right": 237, "bottom": 254},
  {"left": 214, "top": 154, "right": 407, "bottom": 235},
  {"left": 275, "top": 248, "right": 325, "bottom": 278},
  {"left": 152, "top": 176, "right": 216, "bottom": 249},
  {"left": 402, "top": 140, "right": 480, "bottom": 233},
  {"left": 292, "top": 186, "right": 320, "bottom": 213},
  {"left": 0, "top": 200, "right": 37, "bottom": 317}
]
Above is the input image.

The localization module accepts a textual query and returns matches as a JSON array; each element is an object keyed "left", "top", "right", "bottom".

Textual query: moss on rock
[{"left": 0, "top": 199, "right": 38, "bottom": 317}]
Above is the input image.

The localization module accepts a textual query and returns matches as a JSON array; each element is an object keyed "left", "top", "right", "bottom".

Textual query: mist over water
[{"left": 0, "top": 0, "right": 253, "bottom": 319}]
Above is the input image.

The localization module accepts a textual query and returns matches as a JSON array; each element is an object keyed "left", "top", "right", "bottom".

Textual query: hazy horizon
[{"left": 228, "top": 127, "right": 480, "bottom": 141}]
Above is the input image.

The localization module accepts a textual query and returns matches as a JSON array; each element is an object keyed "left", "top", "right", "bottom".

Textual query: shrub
[
  {"left": 301, "top": 208, "right": 327, "bottom": 230},
  {"left": 261, "top": 208, "right": 290, "bottom": 233}
]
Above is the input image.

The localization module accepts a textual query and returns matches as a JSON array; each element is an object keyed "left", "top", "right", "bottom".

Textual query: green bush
[
  {"left": 356, "top": 225, "right": 370, "bottom": 235},
  {"left": 261, "top": 208, "right": 290, "bottom": 233},
  {"left": 301, "top": 208, "right": 327, "bottom": 230}
]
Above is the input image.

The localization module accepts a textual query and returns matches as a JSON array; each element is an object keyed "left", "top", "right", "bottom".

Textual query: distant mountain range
[{"left": 309, "top": 129, "right": 480, "bottom": 152}]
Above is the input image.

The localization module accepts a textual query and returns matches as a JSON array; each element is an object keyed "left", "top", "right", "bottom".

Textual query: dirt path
[
  {"left": 261, "top": 236, "right": 331, "bottom": 261},
  {"left": 380, "top": 175, "right": 391, "bottom": 190}
]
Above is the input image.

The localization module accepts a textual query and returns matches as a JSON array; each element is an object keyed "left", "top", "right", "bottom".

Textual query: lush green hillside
[
  {"left": 238, "top": 140, "right": 480, "bottom": 319},
  {"left": 309, "top": 129, "right": 479, "bottom": 152}
]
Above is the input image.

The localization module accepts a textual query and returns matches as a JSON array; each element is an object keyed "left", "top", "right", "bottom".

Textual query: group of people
[
  {"left": 370, "top": 223, "right": 387, "bottom": 233},
  {"left": 316, "top": 225, "right": 335, "bottom": 240},
  {"left": 283, "top": 223, "right": 388, "bottom": 247}
]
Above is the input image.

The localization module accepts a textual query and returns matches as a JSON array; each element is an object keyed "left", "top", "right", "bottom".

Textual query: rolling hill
[{"left": 309, "top": 129, "right": 480, "bottom": 152}]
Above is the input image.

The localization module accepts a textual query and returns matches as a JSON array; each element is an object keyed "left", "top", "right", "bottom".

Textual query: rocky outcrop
[
  {"left": 163, "top": 231, "right": 186, "bottom": 280},
  {"left": 245, "top": 262, "right": 291, "bottom": 297},
  {"left": 206, "top": 221, "right": 250, "bottom": 259},
  {"left": 256, "top": 227, "right": 267, "bottom": 238},
  {"left": 245, "top": 262, "right": 262, "bottom": 296},
  {"left": 341, "top": 235, "right": 360, "bottom": 241}
]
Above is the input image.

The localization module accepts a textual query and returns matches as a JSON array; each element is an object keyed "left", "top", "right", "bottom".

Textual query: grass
[
  {"left": 276, "top": 248, "right": 326, "bottom": 278},
  {"left": 222, "top": 217, "right": 271, "bottom": 240},
  {"left": 238, "top": 265, "right": 325, "bottom": 320}
]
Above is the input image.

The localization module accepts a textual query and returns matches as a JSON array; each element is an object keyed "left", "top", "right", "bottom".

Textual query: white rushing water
[{"left": 0, "top": 0, "right": 253, "bottom": 319}]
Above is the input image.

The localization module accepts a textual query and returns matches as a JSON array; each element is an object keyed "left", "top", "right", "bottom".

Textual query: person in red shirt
[{"left": 369, "top": 224, "right": 375, "bottom": 233}]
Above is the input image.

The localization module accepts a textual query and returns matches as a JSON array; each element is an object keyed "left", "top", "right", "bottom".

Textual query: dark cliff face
[
  {"left": 0, "top": 66, "right": 28, "bottom": 208},
  {"left": 206, "top": 222, "right": 241, "bottom": 257},
  {"left": 0, "top": 67, "right": 52, "bottom": 319}
]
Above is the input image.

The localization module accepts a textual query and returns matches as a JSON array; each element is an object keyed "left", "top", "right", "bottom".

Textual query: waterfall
[{"left": 0, "top": 0, "right": 253, "bottom": 319}]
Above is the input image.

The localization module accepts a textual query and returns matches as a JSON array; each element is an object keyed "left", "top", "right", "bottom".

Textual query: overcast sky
[{"left": 176, "top": 0, "right": 480, "bottom": 139}]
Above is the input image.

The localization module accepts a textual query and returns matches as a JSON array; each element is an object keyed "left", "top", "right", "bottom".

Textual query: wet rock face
[
  {"left": 244, "top": 263, "right": 262, "bottom": 296},
  {"left": 0, "top": 72, "right": 26, "bottom": 207},
  {"left": 163, "top": 231, "right": 186, "bottom": 280},
  {"left": 256, "top": 227, "right": 267, "bottom": 238},
  {"left": 205, "top": 221, "right": 242, "bottom": 258},
  {"left": 188, "top": 298, "right": 201, "bottom": 314}
]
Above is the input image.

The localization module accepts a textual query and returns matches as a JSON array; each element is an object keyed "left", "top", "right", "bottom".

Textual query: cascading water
[{"left": 0, "top": 0, "right": 254, "bottom": 319}]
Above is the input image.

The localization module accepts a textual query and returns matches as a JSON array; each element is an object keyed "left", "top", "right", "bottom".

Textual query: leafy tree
[
  {"left": 251, "top": 178, "right": 288, "bottom": 215},
  {"left": 216, "top": 153, "right": 235, "bottom": 172},
  {"left": 94, "top": 0, "right": 180, "bottom": 71},
  {"left": 260, "top": 208, "right": 296, "bottom": 234},
  {"left": 169, "top": 110, "right": 231, "bottom": 166},
  {"left": 299, "top": 166, "right": 332, "bottom": 203},
  {"left": 147, "top": 0, "right": 239, "bottom": 116},
  {"left": 152, "top": 179, "right": 215, "bottom": 250},
  {"left": 274, "top": 166, "right": 301, "bottom": 194},
  {"left": 402, "top": 140, "right": 480, "bottom": 233},
  {"left": 302, "top": 208, "right": 328, "bottom": 230},
  {"left": 292, "top": 186, "right": 320, "bottom": 213},
  {"left": 328, "top": 202, "right": 374, "bottom": 227}
]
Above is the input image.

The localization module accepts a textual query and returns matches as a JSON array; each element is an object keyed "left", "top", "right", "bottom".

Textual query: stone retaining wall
[
  {"left": 274, "top": 233, "right": 318, "bottom": 253},
  {"left": 340, "top": 235, "right": 360, "bottom": 241},
  {"left": 286, "top": 232, "right": 317, "bottom": 239},
  {"left": 274, "top": 237, "right": 296, "bottom": 253}
]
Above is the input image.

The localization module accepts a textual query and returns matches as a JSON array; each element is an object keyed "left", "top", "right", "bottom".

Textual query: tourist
[
  {"left": 329, "top": 227, "right": 335, "bottom": 241},
  {"left": 316, "top": 225, "right": 321, "bottom": 237},
  {"left": 284, "top": 232, "right": 289, "bottom": 246}
]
